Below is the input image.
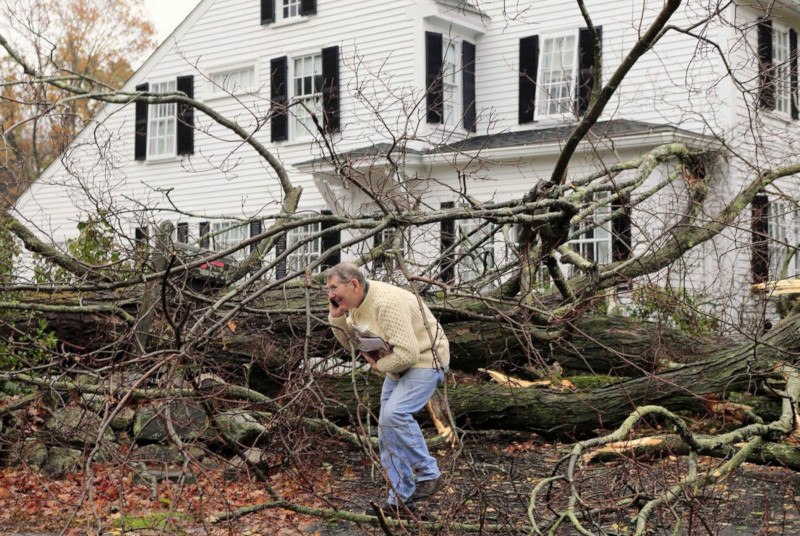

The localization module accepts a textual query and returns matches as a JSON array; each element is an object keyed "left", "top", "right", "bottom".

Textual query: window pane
[
  {"left": 286, "top": 222, "right": 323, "bottom": 273},
  {"left": 292, "top": 54, "right": 323, "bottom": 137},
  {"left": 442, "top": 40, "right": 460, "bottom": 126},
  {"left": 538, "top": 35, "right": 576, "bottom": 116},
  {"left": 211, "top": 221, "right": 248, "bottom": 261},
  {"left": 774, "top": 29, "right": 792, "bottom": 115},
  {"left": 769, "top": 201, "right": 788, "bottom": 279},
  {"left": 147, "top": 80, "right": 177, "bottom": 157},
  {"left": 283, "top": 0, "right": 300, "bottom": 18},
  {"left": 212, "top": 66, "right": 255, "bottom": 94},
  {"left": 566, "top": 193, "right": 612, "bottom": 276},
  {"left": 457, "top": 218, "right": 494, "bottom": 283}
]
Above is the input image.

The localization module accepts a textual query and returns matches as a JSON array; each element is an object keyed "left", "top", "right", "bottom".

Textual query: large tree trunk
[
  {"left": 4, "top": 287, "right": 796, "bottom": 438},
  {"left": 315, "top": 314, "right": 798, "bottom": 437},
  {"left": 444, "top": 315, "right": 721, "bottom": 374}
]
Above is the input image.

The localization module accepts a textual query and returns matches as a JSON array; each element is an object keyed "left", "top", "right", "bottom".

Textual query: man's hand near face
[{"left": 329, "top": 296, "right": 347, "bottom": 318}]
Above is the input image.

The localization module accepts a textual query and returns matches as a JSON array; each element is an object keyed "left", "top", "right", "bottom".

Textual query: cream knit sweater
[{"left": 329, "top": 280, "right": 450, "bottom": 375}]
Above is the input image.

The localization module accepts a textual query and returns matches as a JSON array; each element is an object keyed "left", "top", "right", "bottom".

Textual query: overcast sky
[{"left": 143, "top": 0, "right": 199, "bottom": 43}]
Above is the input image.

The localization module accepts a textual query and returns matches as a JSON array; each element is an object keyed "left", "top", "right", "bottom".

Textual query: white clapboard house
[{"left": 12, "top": 0, "right": 800, "bottom": 324}]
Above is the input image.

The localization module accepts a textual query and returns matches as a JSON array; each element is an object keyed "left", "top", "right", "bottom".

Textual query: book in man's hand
[{"left": 357, "top": 334, "right": 392, "bottom": 358}]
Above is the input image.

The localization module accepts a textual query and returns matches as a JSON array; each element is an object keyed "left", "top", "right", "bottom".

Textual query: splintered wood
[{"left": 479, "top": 368, "right": 575, "bottom": 390}]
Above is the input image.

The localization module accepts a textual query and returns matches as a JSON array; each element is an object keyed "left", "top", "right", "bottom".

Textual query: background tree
[{"left": 0, "top": 0, "right": 155, "bottom": 207}]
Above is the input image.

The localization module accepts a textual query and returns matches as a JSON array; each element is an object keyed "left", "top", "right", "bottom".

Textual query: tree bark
[
  {"left": 444, "top": 315, "right": 720, "bottom": 374},
  {"left": 315, "top": 315, "right": 798, "bottom": 437}
]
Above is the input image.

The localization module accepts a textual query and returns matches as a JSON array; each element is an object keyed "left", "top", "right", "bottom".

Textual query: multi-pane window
[
  {"left": 211, "top": 66, "right": 255, "bottom": 96},
  {"left": 292, "top": 54, "right": 323, "bottom": 138},
  {"left": 457, "top": 218, "right": 494, "bottom": 283},
  {"left": 176, "top": 222, "right": 189, "bottom": 244},
  {"left": 795, "top": 209, "right": 800, "bottom": 277},
  {"left": 567, "top": 195, "right": 611, "bottom": 275},
  {"left": 442, "top": 40, "right": 459, "bottom": 126},
  {"left": 537, "top": 34, "right": 577, "bottom": 116},
  {"left": 768, "top": 201, "right": 789, "bottom": 279},
  {"left": 148, "top": 80, "right": 176, "bottom": 158},
  {"left": 375, "top": 228, "right": 405, "bottom": 270},
  {"left": 282, "top": 0, "right": 301, "bottom": 19},
  {"left": 287, "top": 222, "right": 322, "bottom": 274},
  {"left": 773, "top": 29, "right": 792, "bottom": 115},
  {"left": 211, "top": 222, "right": 248, "bottom": 261}
]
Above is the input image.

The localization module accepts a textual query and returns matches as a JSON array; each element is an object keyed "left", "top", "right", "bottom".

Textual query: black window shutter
[
  {"left": 320, "top": 209, "right": 340, "bottom": 268},
  {"left": 135, "top": 226, "right": 149, "bottom": 244},
  {"left": 321, "top": 46, "right": 340, "bottom": 133},
  {"left": 426, "top": 31, "right": 443, "bottom": 124},
  {"left": 373, "top": 230, "right": 385, "bottom": 268},
  {"left": 611, "top": 196, "right": 632, "bottom": 262},
  {"left": 519, "top": 35, "right": 539, "bottom": 124},
  {"left": 440, "top": 201, "right": 455, "bottom": 283},
  {"left": 275, "top": 234, "right": 287, "bottom": 279},
  {"left": 791, "top": 29, "right": 798, "bottom": 120},
  {"left": 261, "top": 0, "right": 275, "bottom": 24},
  {"left": 134, "top": 82, "right": 149, "bottom": 161},
  {"left": 462, "top": 40, "right": 477, "bottom": 132},
  {"left": 199, "top": 222, "right": 210, "bottom": 249},
  {"left": 176, "top": 75, "right": 194, "bottom": 156},
  {"left": 758, "top": 18, "right": 775, "bottom": 111},
  {"left": 300, "top": 0, "right": 316, "bottom": 16},
  {"left": 249, "top": 220, "right": 262, "bottom": 253},
  {"left": 751, "top": 193, "right": 770, "bottom": 284},
  {"left": 577, "top": 26, "right": 602, "bottom": 116},
  {"left": 270, "top": 56, "right": 289, "bottom": 142},
  {"left": 176, "top": 222, "right": 189, "bottom": 243}
]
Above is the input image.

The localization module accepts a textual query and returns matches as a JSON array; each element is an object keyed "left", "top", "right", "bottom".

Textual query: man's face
[{"left": 326, "top": 276, "right": 358, "bottom": 311}]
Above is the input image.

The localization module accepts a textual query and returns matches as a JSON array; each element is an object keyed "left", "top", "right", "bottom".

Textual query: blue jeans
[{"left": 379, "top": 367, "right": 445, "bottom": 506}]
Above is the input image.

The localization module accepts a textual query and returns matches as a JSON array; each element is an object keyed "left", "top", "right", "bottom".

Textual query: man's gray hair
[{"left": 325, "top": 262, "right": 366, "bottom": 285}]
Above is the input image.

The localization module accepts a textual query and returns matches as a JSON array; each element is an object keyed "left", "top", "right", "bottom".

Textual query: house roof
[
  {"left": 297, "top": 120, "right": 717, "bottom": 171},
  {"left": 433, "top": 119, "right": 706, "bottom": 153}
]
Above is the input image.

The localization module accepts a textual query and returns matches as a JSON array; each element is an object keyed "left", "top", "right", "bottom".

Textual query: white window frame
[
  {"left": 511, "top": 223, "right": 551, "bottom": 290},
  {"left": 536, "top": 31, "right": 578, "bottom": 119},
  {"left": 442, "top": 38, "right": 461, "bottom": 127},
  {"left": 287, "top": 221, "right": 322, "bottom": 274},
  {"left": 773, "top": 25, "right": 793, "bottom": 116},
  {"left": 566, "top": 194, "right": 612, "bottom": 276},
  {"left": 208, "top": 64, "right": 257, "bottom": 98},
  {"left": 456, "top": 218, "right": 494, "bottom": 283},
  {"left": 280, "top": 0, "right": 302, "bottom": 21},
  {"left": 794, "top": 208, "right": 800, "bottom": 278},
  {"left": 375, "top": 228, "right": 406, "bottom": 271},
  {"left": 211, "top": 221, "right": 248, "bottom": 261},
  {"left": 147, "top": 80, "right": 177, "bottom": 159},
  {"left": 291, "top": 53, "right": 323, "bottom": 140},
  {"left": 768, "top": 200, "right": 789, "bottom": 280}
]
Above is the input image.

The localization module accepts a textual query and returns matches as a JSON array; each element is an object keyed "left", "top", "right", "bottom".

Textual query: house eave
[
  {"left": 426, "top": 128, "right": 723, "bottom": 166},
  {"left": 297, "top": 122, "right": 722, "bottom": 177},
  {"left": 735, "top": 0, "right": 800, "bottom": 18}
]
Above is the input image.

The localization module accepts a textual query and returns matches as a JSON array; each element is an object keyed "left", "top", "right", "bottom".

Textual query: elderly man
[{"left": 326, "top": 262, "right": 449, "bottom": 515}]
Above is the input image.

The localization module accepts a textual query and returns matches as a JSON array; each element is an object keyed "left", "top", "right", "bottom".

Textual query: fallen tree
[{"left": 4, "top": 1, "right": 800, "bottom": 534}]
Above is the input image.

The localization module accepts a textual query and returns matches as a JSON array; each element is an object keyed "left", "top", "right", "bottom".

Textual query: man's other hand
[{"left": 362, "top": 353, "right": 380, "bottom": 372}]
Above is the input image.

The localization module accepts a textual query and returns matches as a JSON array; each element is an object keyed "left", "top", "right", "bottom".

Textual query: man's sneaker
[
  {"left": 411, "top": 477, "right": 443, "bottom": 501},
  {"left": 364, "top": 500, "right": 416, "bottom": 518}
]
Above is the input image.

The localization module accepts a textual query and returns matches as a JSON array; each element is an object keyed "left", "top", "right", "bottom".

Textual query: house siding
[{"left": 13, "top": 0, "right": 800, "bottom": 327}]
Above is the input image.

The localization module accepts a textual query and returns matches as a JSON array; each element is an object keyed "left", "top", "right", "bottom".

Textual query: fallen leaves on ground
[{"left": 0, "top": 462, "right": 333, "bottom": 535}]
